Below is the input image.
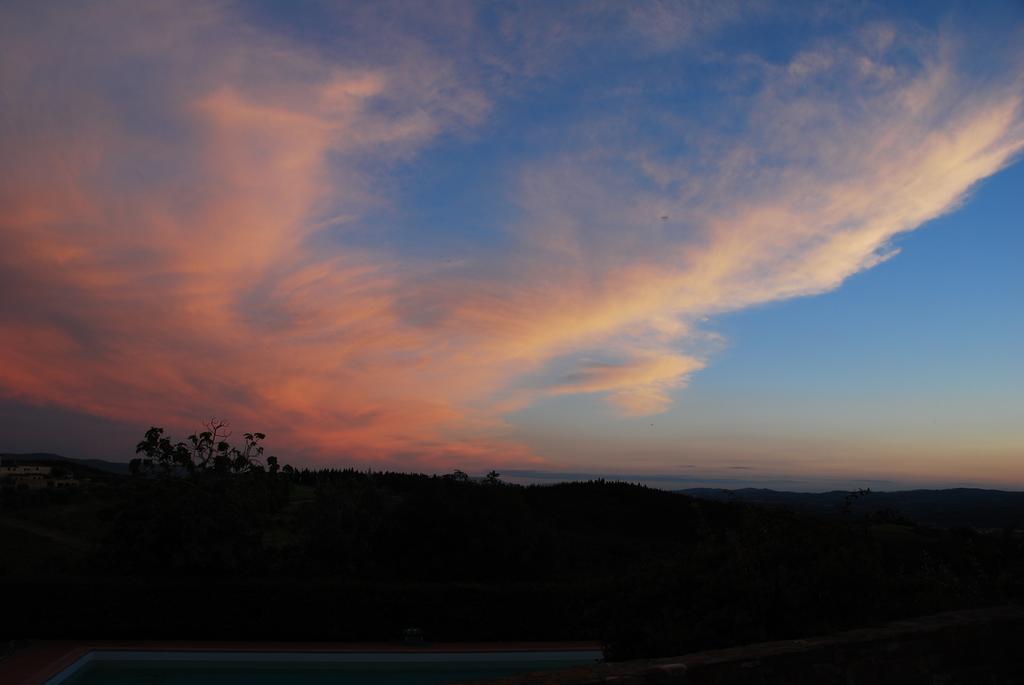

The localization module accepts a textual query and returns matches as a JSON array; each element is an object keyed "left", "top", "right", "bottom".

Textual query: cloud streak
[{"left": 0, "top": 2, "right": 1021, "bottom": 467}]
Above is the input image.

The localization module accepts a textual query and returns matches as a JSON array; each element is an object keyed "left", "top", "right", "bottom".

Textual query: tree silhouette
[{"left": 130, "top": 419, "right": 276, "bottom": 477}]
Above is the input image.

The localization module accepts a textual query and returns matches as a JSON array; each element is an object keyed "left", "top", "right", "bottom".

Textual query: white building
[
  {"left": 0, "top": 464, "right": 79, "bottom": 488},
  {"left": 0, "top": 465, "right": 52, "bottom": 477}
]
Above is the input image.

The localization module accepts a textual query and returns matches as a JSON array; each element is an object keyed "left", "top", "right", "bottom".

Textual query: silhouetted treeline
[{"left": 4, "top": 453, "right": 1024, "bottom": 660}]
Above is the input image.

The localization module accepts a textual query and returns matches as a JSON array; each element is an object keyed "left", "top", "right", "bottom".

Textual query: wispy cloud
[
  {"left": 551, "top": 355, "right": 706, "bottom": 415},
  {"left": 0, "top": 2, "right": 1021, "bottom": 467}
]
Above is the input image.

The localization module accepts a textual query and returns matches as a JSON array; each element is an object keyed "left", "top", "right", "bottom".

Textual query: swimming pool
[{"left": 48, "top": 649, "right": 603, "bottom": 685}]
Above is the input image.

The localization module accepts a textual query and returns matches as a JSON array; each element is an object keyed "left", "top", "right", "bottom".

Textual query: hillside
[
  {"left": 4, "top": 468, "right": 1024, "bottom": 660},
  {"left": 681, "top": 487, "right": 1024, "bottom": 530},
  {"left": 0, "top": 452, "right": 131, "bottom": 475}
]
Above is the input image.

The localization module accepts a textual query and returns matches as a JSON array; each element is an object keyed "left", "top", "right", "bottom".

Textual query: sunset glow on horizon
[{"left": 2, "top": 1, "right": 1023, "bottom": 489}]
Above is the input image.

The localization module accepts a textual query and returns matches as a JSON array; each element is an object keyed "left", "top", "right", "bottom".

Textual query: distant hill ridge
[
  {"left": 0, "top": 452, "right": 130, "bottom": 475},
  {"left": 2, "top": 453, "right": 1022, "bottom": 529},
  {"left": 681, "top": 487, "right": 1024, "bottom": 530}
]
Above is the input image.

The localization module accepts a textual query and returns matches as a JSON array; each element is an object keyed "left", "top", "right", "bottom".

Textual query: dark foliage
[{"left": 4, "top": 426, "right": 1024, "bottom": 660}]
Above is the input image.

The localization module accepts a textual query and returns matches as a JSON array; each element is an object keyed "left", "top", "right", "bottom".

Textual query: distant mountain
[
  {"left": 680, "top": 487, "right": 1024, "bottom": 530},
  {"left": 0, "top": 452, "right": 131, "bottom": 475}
]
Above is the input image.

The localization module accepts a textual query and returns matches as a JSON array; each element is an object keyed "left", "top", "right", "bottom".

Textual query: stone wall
[{"left": 468, "top": 606, "right": 1024, "bottom": 685}]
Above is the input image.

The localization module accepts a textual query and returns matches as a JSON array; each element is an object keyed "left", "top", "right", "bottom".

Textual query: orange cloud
[{"left": 0, "top": 4, "right": 1021, "bottom": 469}]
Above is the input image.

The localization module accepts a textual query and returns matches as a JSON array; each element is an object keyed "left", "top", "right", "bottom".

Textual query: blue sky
[
  {"left": 0, "top": 0, "right": 1022, "bottom": 488},
  {"left": 510, "top": 156, "right": 1024, "bottom": 489}
]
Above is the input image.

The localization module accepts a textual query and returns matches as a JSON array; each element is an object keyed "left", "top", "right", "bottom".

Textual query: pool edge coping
[{"left": 0, "top": 642, "right": 603, "bottom": 685}]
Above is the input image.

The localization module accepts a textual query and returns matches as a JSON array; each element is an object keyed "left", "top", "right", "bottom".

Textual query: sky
[{"left": 1, "top": 0, "right": 1022, "bottom": 490}]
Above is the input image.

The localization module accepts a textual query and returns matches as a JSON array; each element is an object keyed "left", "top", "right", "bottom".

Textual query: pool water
[{"left": 55, "top": 652, "right": 601, "bottom": 685}]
